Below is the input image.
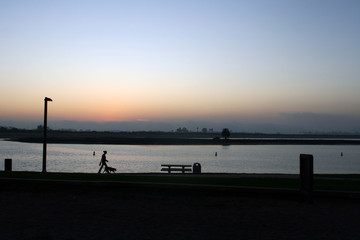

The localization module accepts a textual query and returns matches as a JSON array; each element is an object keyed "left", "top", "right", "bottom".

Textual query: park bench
[{"left": 161, "top": 164, "right": 192, "bottom": 174}]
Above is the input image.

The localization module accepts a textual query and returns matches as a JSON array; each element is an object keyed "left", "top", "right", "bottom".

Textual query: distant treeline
[
  {"left": 1, "top": 125, "right": 360, "bottom": 137},
  {"left": 2, "top": 125, "right": 360, "bottom": 146}
]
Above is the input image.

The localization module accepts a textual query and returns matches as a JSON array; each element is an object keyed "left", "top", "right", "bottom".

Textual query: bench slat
[
  {"left": 161, "top": 168, "right": 191, "bottom": 172},
  {"left": 161, "top": 164, "right": 192, "bottom": 167}
]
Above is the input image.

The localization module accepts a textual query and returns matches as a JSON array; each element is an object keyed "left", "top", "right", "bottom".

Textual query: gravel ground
[{"left": 1, "top": 180, "right": 359, "bottom": 240}]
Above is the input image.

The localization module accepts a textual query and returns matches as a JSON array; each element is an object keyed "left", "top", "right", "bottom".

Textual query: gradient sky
[{"left": 1, "top": 0, "right": 360, "bottom": 132}]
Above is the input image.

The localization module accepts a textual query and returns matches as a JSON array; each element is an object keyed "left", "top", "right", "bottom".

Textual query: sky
[{"left": 1, "top": 0, "right": 360, "bottom": 132}]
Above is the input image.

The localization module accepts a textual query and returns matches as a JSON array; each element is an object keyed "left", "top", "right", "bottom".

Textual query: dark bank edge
[
  {"left": 1, "top": 172, "right": 360, "bottom": 200},
  {"left": 6, "top": 137, "right": 360, "bottom": 145}
]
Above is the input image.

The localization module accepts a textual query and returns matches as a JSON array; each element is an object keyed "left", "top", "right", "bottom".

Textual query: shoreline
[
  {"left": 6, "top": 137, "right": 360, "bottom": 145},
  {"left": 2, "top": 130, "right": 360, "bottom": 145},
  {"left": 2, "top": 171, "right": 360, "bottom": 194}
]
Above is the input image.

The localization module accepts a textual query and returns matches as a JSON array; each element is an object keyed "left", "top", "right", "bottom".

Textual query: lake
[{"left": 1, "top": 140, "right": 359, "bottom": 174}]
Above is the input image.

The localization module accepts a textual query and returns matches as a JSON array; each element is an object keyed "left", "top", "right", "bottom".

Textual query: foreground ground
[{"left": 1, "top": 180, "right": 359, "bottom": 240}]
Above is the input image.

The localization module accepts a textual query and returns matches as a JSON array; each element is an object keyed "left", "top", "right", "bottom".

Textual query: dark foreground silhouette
[{"left": 1, "top": 180, "right": 359, "bottom": 240}]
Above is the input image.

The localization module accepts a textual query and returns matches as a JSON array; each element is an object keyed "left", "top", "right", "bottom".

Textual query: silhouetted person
[{"left": 98, "top": 151, "right": 109, "bottom": 173}]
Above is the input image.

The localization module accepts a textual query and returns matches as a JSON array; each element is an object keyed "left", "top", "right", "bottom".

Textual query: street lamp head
[{"left": 45, "top": 97, "right": 53, "bottom": 102}]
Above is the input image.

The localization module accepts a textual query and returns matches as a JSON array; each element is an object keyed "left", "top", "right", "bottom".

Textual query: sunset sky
[{"left": 1, "top": 1, "right": 360, "bottom": 132}]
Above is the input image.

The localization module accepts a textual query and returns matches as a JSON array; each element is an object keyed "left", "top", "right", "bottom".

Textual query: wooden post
[
  {"left": 300, "top": 154, "right": 313, "bottom": 202},
  {"left": 5, "top": 158, "right": 12, "bottom": 172}
]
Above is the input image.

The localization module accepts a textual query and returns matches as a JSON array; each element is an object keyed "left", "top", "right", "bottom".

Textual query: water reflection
[{"left": 1, "top": 140, "right": 359, "bottom": 174}]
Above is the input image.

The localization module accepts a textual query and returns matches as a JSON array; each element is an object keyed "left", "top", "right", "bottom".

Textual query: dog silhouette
[{"left": 104, "top": 166, "right": 116, "bottom": 173}]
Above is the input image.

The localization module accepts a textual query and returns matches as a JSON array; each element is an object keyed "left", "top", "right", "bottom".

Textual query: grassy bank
[
  {"left": 2, "top": 129, "right": 360, "bottom": 145},
  {"left": 1, "top": 171, "right": 360, "bottom": 192}
]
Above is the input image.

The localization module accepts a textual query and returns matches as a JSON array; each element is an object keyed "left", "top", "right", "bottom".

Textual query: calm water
[{"left": 1, "top": 140, "right": 359, "bottom": 174}]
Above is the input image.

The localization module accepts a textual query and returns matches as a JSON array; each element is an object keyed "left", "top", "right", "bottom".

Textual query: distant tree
[
  {"left": 36, "top": 125, "right": 51, "bottom": 131},
  {"left": 201, "top": 128, "right": 208, "bottom": 133},
  {"left": 221, "top": 128, "right": 231, "bottom": 139},
  {"left": 176, "top": 127, "right": 189, "bottom": 133},
  {"left": 0, "top": 126, "right": 6, "bottom": 131},
  {"left": 181, "top": 127, "right": 189, "bottom": 133}
]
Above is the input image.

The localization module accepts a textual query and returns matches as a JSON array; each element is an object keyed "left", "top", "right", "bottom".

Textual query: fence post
[
  {"left": 300, "top": 154, "right": 313, "bottom": 203},
  {"left": 4, "top": 158, "right": 12, "bottom": 172}
]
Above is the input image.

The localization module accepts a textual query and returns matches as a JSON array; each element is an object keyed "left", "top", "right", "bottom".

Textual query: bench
[{"left": 161, "top": 164, "right": 192, "bottom": 173}]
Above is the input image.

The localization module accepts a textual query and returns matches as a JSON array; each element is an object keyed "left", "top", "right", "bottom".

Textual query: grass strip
[{"left": 1, "top": 171, "right": 360, "bottom": 192}]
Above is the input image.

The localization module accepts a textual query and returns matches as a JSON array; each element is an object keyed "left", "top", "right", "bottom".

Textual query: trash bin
[
  {"left": 5, "top": 158, "right": 12, "bottom": 172},
  {"left": 193, "top": 162, "right": 201, "bottom": 174}
]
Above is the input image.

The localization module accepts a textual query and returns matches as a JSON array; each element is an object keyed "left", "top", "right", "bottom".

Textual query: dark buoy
[{"left": 215, "top": 152, "right": 217, "bottom": 157}]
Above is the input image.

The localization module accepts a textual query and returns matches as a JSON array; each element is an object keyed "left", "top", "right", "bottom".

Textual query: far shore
[
  {"left": 6, "top": 137, "right": 360, "bottom": 145},
  {"left": 2, "top": 130, "right": 360, "bottom": 145}
]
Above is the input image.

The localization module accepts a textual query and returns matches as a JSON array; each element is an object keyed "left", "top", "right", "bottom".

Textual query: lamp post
[{"left": 42, "top": 97, "right": 52, "bottom": 173}]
